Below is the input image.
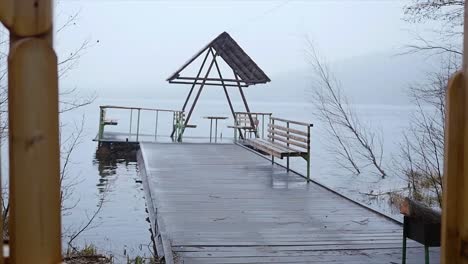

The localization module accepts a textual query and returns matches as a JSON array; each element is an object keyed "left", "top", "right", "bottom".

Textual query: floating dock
[{"left": 137, "top": 142, "right": 440, "bottom": 264}]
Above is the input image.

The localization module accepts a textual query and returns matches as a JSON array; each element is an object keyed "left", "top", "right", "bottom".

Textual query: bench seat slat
[
  {"left": 247, "top": 139, "right": 293, "bottom": 156},
  {"left": 254, "top": 139, "right": 301, "bottom": 153},
  {"left": 246, "top": 139, "right": 306, "bottom": 159},
  {"left": 256, "top": 139, "right": 305, "bottom": 154},
  {"left": 246, "top": 139, "right": 283, "bottom": 158}
]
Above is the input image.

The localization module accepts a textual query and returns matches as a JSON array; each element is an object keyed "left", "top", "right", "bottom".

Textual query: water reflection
[
  {"left": 90, "top": 143, "right": 155, "bottom": 261},
  {"left": 93, "top": 144, "right": 138, "bottom": 193}
]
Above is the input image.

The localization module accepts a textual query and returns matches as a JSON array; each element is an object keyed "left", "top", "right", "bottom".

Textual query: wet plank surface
[{"left": 139, "top": 143, "right": 440, "bottom": 264}]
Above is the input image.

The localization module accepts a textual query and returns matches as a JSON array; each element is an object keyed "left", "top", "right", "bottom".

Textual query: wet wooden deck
[{"left": 138, "top": 142, "right": 440, "bottom": 264}]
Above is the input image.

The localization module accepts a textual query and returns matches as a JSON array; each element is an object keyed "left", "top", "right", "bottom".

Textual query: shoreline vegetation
[{"left": 64, "top": 244, "right": 158, "bottom": 264}]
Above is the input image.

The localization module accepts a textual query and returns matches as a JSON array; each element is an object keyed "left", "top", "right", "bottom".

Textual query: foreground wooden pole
[
  {"left": 0, "top": 0, "right": 62, "bottom": 263},
  {"left": 441, "top": 2, "right": 468, "bottom": 263}
]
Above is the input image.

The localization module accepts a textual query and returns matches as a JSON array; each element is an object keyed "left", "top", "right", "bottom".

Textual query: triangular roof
[{"left": 167, "top": 32, "right": 270, "bottom": 86}]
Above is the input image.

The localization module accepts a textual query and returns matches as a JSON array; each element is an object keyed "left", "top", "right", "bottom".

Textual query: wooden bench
[
  {"left": 228, "top": 112, "right": 259, "bottom": 139},
  {"left": 400, "top": 198, "right": 441, "bottom": 264},
  {"left": 245, "top": 117, "right": 313, "bottom": 181},
  {"left": 103, "top": 119, "right": 118, "bottom": 126}
]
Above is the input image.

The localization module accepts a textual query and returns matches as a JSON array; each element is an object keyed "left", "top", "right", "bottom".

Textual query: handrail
[
  {"left": 234, "top": 111, "right": 272, "bottom": 115},
  {"left": 100, "top": 105, "right": 182, "bottom": 113},
  {"left": 271, "top": 117, "right": 313, "bottom": 127},
  {"left": 98, "top": 105, "right": 185, "bottom": 142}
]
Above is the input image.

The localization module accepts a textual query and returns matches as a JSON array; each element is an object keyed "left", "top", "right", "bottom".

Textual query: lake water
[{"left": 42, "top": 97, "right": 416, "bottom": 261}]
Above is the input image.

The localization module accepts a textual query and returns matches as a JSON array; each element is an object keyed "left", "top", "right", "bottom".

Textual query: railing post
[
  {"left": 402, "top": 217, "right": 407, "bottom": 264},
  {"left": 215, "top": 118, "right": 218, "bottom": 143},
  {"left": 209, "top": 118, "right": 213, "bottom": 143},
  {"left": 129, "top": 109, "right": 133, "bottom": 136},
  {"left": 271, "top": 118, "right": 275, "bottom": 164},
  {"left": 307, "top": 125, "right": 311, "bottom": 182},
  {"left": 136, "top": 109, "right": 141, "bottom": 142},
  {"left": 98, "top": 107, "right": 105, "bottom": 141},
  {"left": 262, "top": 114, "right": 265, "bottom": 139},
  {"left": 154, "top": 110, "right": 159, "bottom": 141},
  {"left": 286, "top": 122, "right": 290, "bottom": 172}
]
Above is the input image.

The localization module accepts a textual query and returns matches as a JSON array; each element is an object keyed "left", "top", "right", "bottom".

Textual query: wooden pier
[{"left": 137, "top": 142, "right": 440, "bottom": 264}]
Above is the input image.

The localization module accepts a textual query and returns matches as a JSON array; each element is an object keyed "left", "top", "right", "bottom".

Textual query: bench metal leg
[
  {"left": 287, "top": 156, "right": 289, "bottom": 172},
  {"left": 209, "top": 119, "right": 213, "bottom": 143},
  {"left": 402, "top": 223, "right": 407, "bottom": 264},
  {"left": 425, "top": 245, "right": 429, "bottom": 264},
  {"left": 307, "top": 154, "right": 310, "bottom": 182},
  {"left": 272, "top": 156, "right": 274, "bottom": 164}
]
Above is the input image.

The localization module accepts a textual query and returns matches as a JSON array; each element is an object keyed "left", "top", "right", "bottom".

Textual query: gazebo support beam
[
  {"left": 179, "top": 52, "right": 218, "bottom": 141},
  {"left": 177, "top": 76, "right": 249, "bottom": 84},
  {"left": 181, "top": 49, "right": 212, "bottom": 111},
  {"left": 169, "top": 80, "right": 248, "bottom": 88},
  {"left": 171, "top": 48, "right": 212, "bottom": 138},
  {"left": 210, "top": 49, "right": 245, "bottom": 140},
  {"left": 234, "top": 72, "right": 257, "bottom": 138}
]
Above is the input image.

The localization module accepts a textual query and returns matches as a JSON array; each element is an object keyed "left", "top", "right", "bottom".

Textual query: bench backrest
[
  {"left": 235, "top": 113, "right": 259, "bottom": 128},
  {"left": 268, "top": 117, "right": 313, "bottom": 153}
]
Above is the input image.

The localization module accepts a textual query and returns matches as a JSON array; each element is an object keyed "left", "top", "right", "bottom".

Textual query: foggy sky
[{"left": 53, "top": 1, "right": 437, "bottom": 104}]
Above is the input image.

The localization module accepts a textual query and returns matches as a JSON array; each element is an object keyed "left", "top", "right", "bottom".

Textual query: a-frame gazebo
[{"left": 167, "top": 32, "right": 270, "bottom": 140}]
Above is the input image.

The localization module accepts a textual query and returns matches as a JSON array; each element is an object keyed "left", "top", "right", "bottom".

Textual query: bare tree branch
[{"left": 306, "top": 40, "right": 387, "bottom": 178}]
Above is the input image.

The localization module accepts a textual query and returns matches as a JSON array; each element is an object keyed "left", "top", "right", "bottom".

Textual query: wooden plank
[
  {"left": 103, "top": 119, "right": 118, "bottom": 125},
  {"left": 269, "top": 123, "right": 308, "bottom": 137},
  {"left": 271, "top": 117, "right": 313, "bottom": 127},
  {"left": 228, "top": 125, "right": 253, "bottom": 129},
  {"left": 138, "top": 143, "right": 439, "bottom": 263},
  {"left": 246, "top": 139, "right": 283, "bottom": 158},
  {"left": 267, "top": 128, "right": 309, "bottom": 143},
  {"left": 246, "top": 139, "right": 292, "bottom": 154},
  {"left": 268, "top": 134, "right": 309, "bottom": 150},
  {"left": 251, "top": 139, "right": 304, "bottom": 155}
]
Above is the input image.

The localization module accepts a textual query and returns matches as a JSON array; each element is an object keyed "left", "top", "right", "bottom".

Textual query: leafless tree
[
  {"left": 306, "top": 42, "right": 387, "bottom": 178},
  {"left": 395, "top": 0, "right": 463, "bottom": 208},
  {"left": 65, "top": 192, "right": 106, "bottom": 253},
  {"left": 404, "top": 0, "right": 464, "bottom": 28},
  {"left": 403, "top": 0, "right": 463, "bottom": 57},
  {"left": 396, "top": 56, "right": 458, "bottom": 208}
]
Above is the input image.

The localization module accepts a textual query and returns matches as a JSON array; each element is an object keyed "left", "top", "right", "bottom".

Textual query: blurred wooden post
[
  {"left": 0, "top": 0, "right": 62, "bottom": 263},
  {"left": 441, "top": 1, "right": 468, "bottom": 263}
]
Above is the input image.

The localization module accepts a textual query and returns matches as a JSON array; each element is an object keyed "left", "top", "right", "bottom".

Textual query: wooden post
[
  {"left": 0, "top": 1, "right": 62, "bottom": 263},
  {"left": 441, "top": 2, "right": 468, "bottom": 262},
  {"left": 98, "top": 107, "right": 105, "bottom": 140},
  {"left": 286, "top": 122, "right": 290, "bottom": 172},
  {"left": 271, "top": 118, "right": 275, "bottom": 164}
]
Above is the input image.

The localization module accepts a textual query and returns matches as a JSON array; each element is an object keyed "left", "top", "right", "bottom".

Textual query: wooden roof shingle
[{"left": 167, "top": 32, "right": 270, "bottom": 86}]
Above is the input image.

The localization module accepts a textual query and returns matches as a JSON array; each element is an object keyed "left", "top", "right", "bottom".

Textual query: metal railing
[{"left": 98, "top": 105, "right": 184, "bottom": 142}]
